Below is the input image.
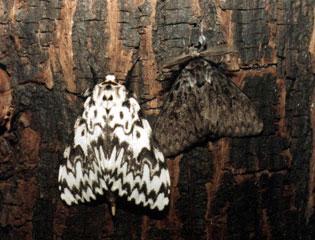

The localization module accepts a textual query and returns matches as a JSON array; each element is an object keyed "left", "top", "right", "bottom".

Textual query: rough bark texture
[{"left": 0, "top": 0, "right": 314, "bottom": 239}]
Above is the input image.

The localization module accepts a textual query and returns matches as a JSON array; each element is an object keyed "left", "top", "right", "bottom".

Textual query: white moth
[{"left": 58, "top": 75, "right": 170, "bottom": 214}]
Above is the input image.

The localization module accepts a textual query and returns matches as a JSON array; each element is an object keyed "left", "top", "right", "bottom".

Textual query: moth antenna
[
  {"left": 65, "top": 88, "right": 90, "bottom": 100},
  {"left": 89, "top": 65, "right": 99, "bottom": 86},
  {"left": 62, "top": 65, "right": 96, "bottom": 99},
  {"left": 139, "top": 96, "right": 157, "bottom": 106},
  {"left": 73, "top": 65, "right": 99, "bottom": 99},
  {"left": 125, "top": 56, "right": 140, "bottom": 92}
]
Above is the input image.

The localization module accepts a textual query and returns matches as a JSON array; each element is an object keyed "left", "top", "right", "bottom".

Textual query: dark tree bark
[{"left": 0, "top": 0, "right": 314, "bottom": 239}]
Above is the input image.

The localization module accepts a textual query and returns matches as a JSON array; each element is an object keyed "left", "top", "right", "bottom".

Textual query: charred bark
[{"left": 0, "top": 0, "right": 314, "bottom": 239}]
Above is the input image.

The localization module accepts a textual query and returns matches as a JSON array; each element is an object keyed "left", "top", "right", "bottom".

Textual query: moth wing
[
  {"left": 58, "top": 117, "right": 108, "bottom": 205},
  {"left": 154, "top": 58, "right": 263, "bottom": 157},
  {"left": 104, "top": 97, "right": 171, "bottom": 211}
]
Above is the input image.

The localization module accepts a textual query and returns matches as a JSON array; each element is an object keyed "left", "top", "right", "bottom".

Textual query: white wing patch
[{"left": 58, "top": 76, "right": 170, "bottom": 211}]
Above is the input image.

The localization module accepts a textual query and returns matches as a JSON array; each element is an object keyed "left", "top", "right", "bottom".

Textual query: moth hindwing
[
  {"left": 58, "top": 74, "right": 171, "bottom": 211},
  {"left": 154, "top": 58, "right": 263, "bottom": 157}
]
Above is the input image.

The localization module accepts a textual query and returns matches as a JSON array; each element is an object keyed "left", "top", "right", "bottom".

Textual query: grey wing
[{"left": 154, "top": 58, "right": 263, "bottom": 157}]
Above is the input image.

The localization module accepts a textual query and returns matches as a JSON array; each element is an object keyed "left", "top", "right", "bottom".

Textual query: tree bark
[{"left": 0, "top": 0, "right": 314, "bottom": 239}]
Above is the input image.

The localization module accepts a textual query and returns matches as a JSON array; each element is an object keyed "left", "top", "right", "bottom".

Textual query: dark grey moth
[
  {"left": 58, "top": 75, "right": 170, "bottom": 214},
  {"left": 154, "top": 58, "right": 263, "bottom": 157}
]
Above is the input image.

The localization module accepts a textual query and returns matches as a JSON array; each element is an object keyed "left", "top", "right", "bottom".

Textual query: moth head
[
  {"left": 104, "top": 74, "right": 118, "bottom": 84},
  {"left": 96, "top": 74, "right": 127, "bottom": 105}
]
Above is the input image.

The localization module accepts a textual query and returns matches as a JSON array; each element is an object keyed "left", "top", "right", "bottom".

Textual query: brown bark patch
[
  {"left": 34, "top": 61, "right": 54, "bottom": 89},
  {"left": 140, "top": 215, "right": 149, "bottom": 240},
  {"left": 215, "top": 0, "right": 234, "bottom": 48},
  {"left": 55, "top": 0, "right": 77, "bottom": 92},
  {"left": 166, "top": 156, "right": 182, "bottom": 239},
  {"left": 138, "top": 0, "right": 161, "bottom": 114},
  {"left": 0, "top": 178, "right": 38, "bottom": 239},
  {"left": 20, "top": 128, "right": 41, "bottom": 166},
  {"left": 8, "top": 0, "right": 23, "bottom": 22},
  {"left": 0, "top": 69, "right": 12, "bottom": 130},
  {"left": 53, "top": 201, "right": 71, "bottom": 239},
  {"left": 0, "top": 69, "right": 10, "bottom": 93},
  {"left": 19, "top": 111, "right": 32, "bottom": 128},
  {"left": 190, "top": 0, "right": 202, "bottom": 17},
  {"left": 266, "top": 22, "right": 277, "bottom": 65},
  {"left": 17, "top": 178, "right": 39, "bottom": 218},
  {"left": 261, "top": 208, "right": 272, "bottom": 240},
  {"left": 309, "top": 7, "right": 315, "bottom": 73},
  {"left": 16, "top": 177, "right": 38, "bottom": 238},
  {"left": 205, "top": 139, "right": 230, "bottom": 237},
  {"left": 106, "top": 1, "right": 133, "bottom": 81}
]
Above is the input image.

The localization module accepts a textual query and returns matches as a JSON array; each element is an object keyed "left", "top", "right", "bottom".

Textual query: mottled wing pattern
[
  {"left": 154, "top": 58, "right": 263, "bottom": 157},
  {"left": 58, "top": 76, "right": 170, "bottom": 211}
]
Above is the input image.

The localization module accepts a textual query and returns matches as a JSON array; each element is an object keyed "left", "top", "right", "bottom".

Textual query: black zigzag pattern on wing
[{"left": 58, "top": 76, "right": 170, "bottom": 210}]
